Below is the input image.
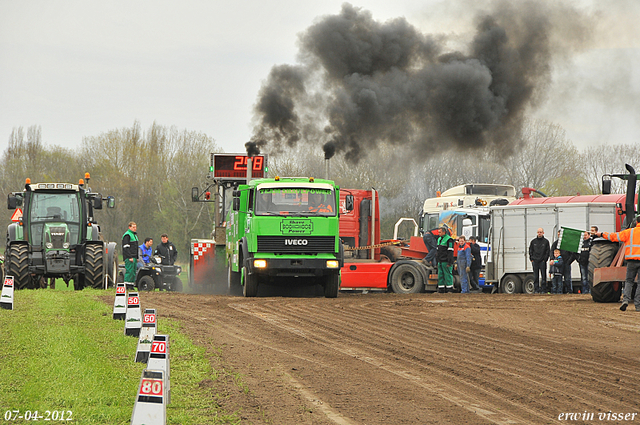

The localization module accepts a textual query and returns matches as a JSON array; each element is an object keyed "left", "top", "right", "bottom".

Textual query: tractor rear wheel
[
  {"left": 85, "top": 244, "right": 105, "bottom": 289},
  {"left": 589, "top": 242, "right": 621, "bottom": 303},
  {"left": 7, "top": 244, "right": 31, "bottom": 290}
]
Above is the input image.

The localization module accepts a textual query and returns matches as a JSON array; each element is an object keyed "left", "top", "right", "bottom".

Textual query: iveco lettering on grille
[{"left": 284, "top": 239, "right": 308, "bottom": 246}]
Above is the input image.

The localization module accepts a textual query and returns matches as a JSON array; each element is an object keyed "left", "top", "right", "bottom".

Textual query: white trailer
[{"left": 486, "top": 202, "right": 618, "bottom": 294}]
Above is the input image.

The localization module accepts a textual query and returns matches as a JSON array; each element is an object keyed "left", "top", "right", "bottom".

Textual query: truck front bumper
[{"left": 249, "top": 258, "right": 340, "bottom": 277}]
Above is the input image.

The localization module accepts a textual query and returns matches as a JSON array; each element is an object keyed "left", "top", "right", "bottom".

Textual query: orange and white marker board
[
  {"left": 130, "top": 369, "right": 166, "bottom": 425},
  {"left": 113, "top": 283, "right": 127, "bottom": 320},
  {"left": 124, "top": 291, "right": 142, "bottom": 337},
  {"left": 135, "top": 309, "right": 157, "bottom": 363},
  {"left": 1, "top": 276, "right": 14, "bottom": 310},
  {"left": 148, "top": 334, "right": 170, "bottom": 404}
]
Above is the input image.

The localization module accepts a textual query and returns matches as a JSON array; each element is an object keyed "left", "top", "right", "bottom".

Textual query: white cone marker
[
  {"left": 135, "top": 308, "right": 157, "bottom": 363},
  {"left": 1, "top": 276, "right": 15, "bottom": 310},
  {"left": 130, "top": 369, "right": 166, "bottom": 425},
  {"left": 113, "top": 283, "right": 127, "bottom": 320},
  {"left": 124, "top": 291, "right": 142, "bottom": 337},
  {"left": 148, "top": 334, "right": 170, "bottom": 404}
]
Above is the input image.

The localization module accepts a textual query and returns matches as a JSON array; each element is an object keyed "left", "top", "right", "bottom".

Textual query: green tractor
[{"left": 6, "top": 174, "right": 117, "bottom": 290}]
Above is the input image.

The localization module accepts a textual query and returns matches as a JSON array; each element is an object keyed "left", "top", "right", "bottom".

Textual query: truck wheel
[
  {"left": 324, "top": 273, "right": 339, "bottom": 298},
  {"left": 6, "top": 244, "right": 31, "bottom": 290},
  {"left": 85, "top": 244, "right": 105, "bottom": 289},
  {"left": 171, "top": 276, "right": 183, "bottom": 292},
  {"left": 589, "top": 242, "right": 620, "bottom": 302},
  {"left": 390, "top": 263, "right": 424, "bottom": 294},
  {"left": 138, "top": 275, "right": 155, "bottom": 292},
  {"left": 242, "top": 266, "right": 258, "bottom": 297},
  {"left": 380, "top": 246, "right": 401, "bottom": 262},
  {"left": 501, "top": 274, "right": 522, "bottom": 294},
  {"left": 522, "top": 275, "right": 535, "bottom": 294}
]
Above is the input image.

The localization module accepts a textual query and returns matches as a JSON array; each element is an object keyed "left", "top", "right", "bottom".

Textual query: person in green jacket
[
  {"left": 436, "top": 226, "right": 455, "bottom": 293},
  {"left": 122, "top": 222, "right": 139, "bottom": 287}
]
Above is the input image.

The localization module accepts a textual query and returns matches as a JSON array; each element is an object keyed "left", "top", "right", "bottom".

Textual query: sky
[{"left": 1, "top": 0, "right": 639, "bottom": 156}]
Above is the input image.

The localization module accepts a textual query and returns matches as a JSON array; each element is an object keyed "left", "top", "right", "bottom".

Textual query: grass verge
[{"left": 0, "top": 288, "right": 238, "bottom": 424}]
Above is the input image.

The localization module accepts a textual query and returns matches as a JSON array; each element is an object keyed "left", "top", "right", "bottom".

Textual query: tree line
[{"left": 1, "top": 119, "right": 639, "bottom": 257}]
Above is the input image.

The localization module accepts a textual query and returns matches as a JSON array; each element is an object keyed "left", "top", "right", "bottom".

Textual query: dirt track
[{"left": 133, "top": 291, "right": 640, "bottom": 424}]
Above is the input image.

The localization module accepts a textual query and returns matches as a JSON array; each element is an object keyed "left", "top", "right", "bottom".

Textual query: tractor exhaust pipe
[
  {"left": 325, "top": 158, "right": 330, "bottom": 180},
  {"left": 247, "top": 156, "right": 253, "bottom": 184}
]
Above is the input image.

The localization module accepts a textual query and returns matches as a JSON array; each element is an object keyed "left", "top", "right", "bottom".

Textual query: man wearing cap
[{"left": 596, "top": 220, "right": 640, "bottom": 311}]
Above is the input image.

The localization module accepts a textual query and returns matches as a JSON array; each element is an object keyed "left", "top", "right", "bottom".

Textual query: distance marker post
[
  {"left": 135, "top": 308, "right": 157, "bottom": 363},
  {"left": 113, "top": 283, "right": 126, "bottom": 320},
  {"left": 1, "top": 276, "right": 14, "bottom": 310},
  {"left": 124, "top": 292, "right": 142, "bottom": 337},
  {"left": 130, "top": 369, "right": 166, "bottom": 425},
  {"left": 148, "top": 334, "right": 170, "bottom": 404}
]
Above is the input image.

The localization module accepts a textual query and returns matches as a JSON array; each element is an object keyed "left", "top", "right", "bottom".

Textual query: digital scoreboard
[{"left": 210, "top": 154, "right": 267, "bottom": 180}]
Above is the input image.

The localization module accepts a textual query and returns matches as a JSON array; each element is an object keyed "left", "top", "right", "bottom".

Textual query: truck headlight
[
  {"left": 326, "top": 260, "right": 340, "bottom": 269},
  {"left": 63, "top": 242, "right": 70, "bottom": 249},
  {"left": 253, "top": 259, "right": 267, "bottom": 268},
  {"left": 46, "top": 242, "right": 53, "bottom": 249},
  {"left": 176, "top": 267, "right": 182, "bottom": 273}
]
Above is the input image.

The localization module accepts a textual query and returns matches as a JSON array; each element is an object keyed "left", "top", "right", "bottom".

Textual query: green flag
[{"left": 558, "top": 227, "right": 585, "bottom": 253}]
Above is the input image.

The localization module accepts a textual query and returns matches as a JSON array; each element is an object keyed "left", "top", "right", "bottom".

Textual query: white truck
[{"left": 485, "top": 202, "right": 618, "bottom": 294}]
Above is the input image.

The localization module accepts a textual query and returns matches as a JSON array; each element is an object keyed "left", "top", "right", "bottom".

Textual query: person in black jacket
[
  {"left": 551, "top": 230, "right": 575, "bottom": 293},
  {"left": 578, "top": 231, "right": 592, "bottom": 294},
  {"left": 468, "top": 236, "right": 482, "bottom": 292},
  {"left": 529, "top": 228, "right": 550, "bottom": 293},
  {"left": 155, "top": 233, "right": 178, "bottom": 265},
  {"left": 122, "top": 222, "right": 139, "bottom": 285}
]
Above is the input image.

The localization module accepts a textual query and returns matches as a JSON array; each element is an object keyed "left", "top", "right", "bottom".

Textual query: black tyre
[
  {"left": 380, "top": 246, "right": 401, "bottom": 262},
  {"left": 323, "top": 273, "right": 340, "bottom": 298},
  {"left": 242, "top": 265, "right": 258, "bottom": 297},
  {"left": 85, "top": 244, "right": 105, "bottom": 289},
  {"left": 389, "top": 263, "right": 424, "bottom": 294},
  {"left": 117, "top": 270, "right": 124, "bottom": 283},
  {"left": 501, "top": 274, "right": 522, "bottom": 294},
  {"left": 138, "top": 275, "right": 155, "bottom": 292},
  {"left": 171, "top": 276, "right": 183, "bottom": 292},
  {"left": 522, "top": 274, "right": 535, "bottom": 295},
  {"left": 6, "top": 244, "right": 31, "bottom": 290},
  {"left": 228, "top": 265, "right": 242, "bottom": 295},
  {"left": 453, "top": 274, "right": 461, "bottom": 293},
  {"left": 589, "top": 242, "right": 620, "bottom": 302}
]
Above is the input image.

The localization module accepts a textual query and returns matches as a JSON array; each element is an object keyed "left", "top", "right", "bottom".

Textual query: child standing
[{"left": 549, "top": 249, "right": 564, "bottom": 294}]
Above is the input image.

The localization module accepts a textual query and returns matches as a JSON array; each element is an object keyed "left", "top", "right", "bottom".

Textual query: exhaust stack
[{"left": 325, "top": 158, "right": 330, "bottom": 180}]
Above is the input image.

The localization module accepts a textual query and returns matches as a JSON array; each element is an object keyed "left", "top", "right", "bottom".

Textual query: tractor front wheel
[
  {"left": 85, "top": 244, "right": 105, "bottom": 289},
  {"left": 7, "top": 244, "right": 31, "bottom": 290}
]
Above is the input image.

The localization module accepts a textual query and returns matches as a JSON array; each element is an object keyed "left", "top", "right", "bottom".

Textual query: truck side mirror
[
  {"left": 233, "top": 198, "right": 240, "bottom": 211},
  {"left": 191, "top": 187, "right": 199, "bottom": 202},
  {"left": 7, "top": 195, "right": 17, "bottom": 210},
  {"left": 106, "top": 196, "right": 116, "bottom": 208},
  {"left": 345, "top": 195, "right": 354, "bottom": 211},
  {"left": 602, "top": 177, "right": 612, "bottom": 195},
  {"left": 93, "top": 195, "right": 103, "bottom": 210}
]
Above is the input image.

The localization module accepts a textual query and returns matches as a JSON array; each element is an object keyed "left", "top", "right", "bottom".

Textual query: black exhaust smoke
[{"left": 251, "top": 1, "right": 592, "bottom": 163}]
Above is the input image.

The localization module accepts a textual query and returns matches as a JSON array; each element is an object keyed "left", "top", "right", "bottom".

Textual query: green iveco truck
[{"left": 226, "top": 176, "right": 346, "bottom": 297}]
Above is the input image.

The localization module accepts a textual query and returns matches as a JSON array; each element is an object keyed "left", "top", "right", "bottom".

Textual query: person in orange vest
[
  {"left": 596, "top": 221, "right": 640, "bottom": 311},
  {"left": 308, "top": 192, "right": 333, "bottom": 214}
]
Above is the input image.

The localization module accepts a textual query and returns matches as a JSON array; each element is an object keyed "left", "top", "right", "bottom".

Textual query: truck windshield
[
  {"left": 255, "top": 188, "right": 336, "bottom": 217},
  {"left": 29, "top": 192, "right": 81, "bottom": 246}
]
